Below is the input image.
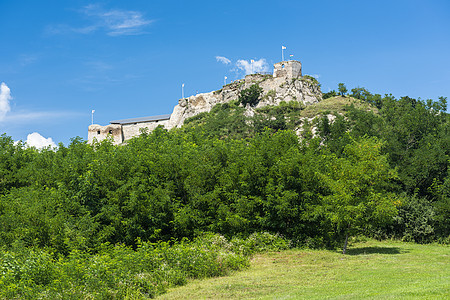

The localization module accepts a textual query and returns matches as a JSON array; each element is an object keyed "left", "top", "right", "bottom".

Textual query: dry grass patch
[{"left": 300, "top": 96, "right": 378, "bottom": 118}]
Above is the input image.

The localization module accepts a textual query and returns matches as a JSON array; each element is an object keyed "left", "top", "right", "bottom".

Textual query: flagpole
[
  {"left": 281, "top": 46, "right": 284, "bottom": 61},
  {"left": 224, "top": 76, "right": 227, "bottom": 85},
  {"left": 182, "top": 83, "right": 185, "bottom": 99},
  {"left": 91, "top": 110, "right": 95, "bottom": 125}
]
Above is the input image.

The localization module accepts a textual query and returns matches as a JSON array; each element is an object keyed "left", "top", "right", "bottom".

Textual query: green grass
[
  {"left": 158, "top": 240, "right": 449, "bottom": 299},
  {"left": 300, "top": 96, "right": 378, "bottom": 118}
]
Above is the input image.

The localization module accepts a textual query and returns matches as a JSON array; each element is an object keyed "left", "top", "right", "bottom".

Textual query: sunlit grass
[
  {"left": 158, "top": 239, "right": 449, "bottom": 299},
  {"left": 300, "top": 96, "right": 378, "bottom": 118}
]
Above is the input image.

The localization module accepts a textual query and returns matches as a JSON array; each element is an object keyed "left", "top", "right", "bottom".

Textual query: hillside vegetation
[{"left": 0, "top": 84, "right": 448, "bottom": 298}]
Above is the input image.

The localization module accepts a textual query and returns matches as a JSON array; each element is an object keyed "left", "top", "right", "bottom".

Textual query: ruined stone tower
[{"left": 273, "top": 60, "right": 302, "bottom": 79}]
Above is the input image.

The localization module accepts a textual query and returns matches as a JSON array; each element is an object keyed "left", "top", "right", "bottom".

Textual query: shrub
[
  {"left": 0, "top": 233, "right": 287, "bottom": 299},
  {"left": 323, "top": 90, "right": 337, "bottom": 99},
  {"left": 239, "top": 84, "right": 263, "bottom": 107},
  {"left": 394, "top": 195, "right": 436, "bottom": 243}
]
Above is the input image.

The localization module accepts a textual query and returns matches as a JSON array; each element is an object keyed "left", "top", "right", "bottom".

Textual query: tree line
[{"left": 0, "top": 86, "right": 448, "bottom": 257}]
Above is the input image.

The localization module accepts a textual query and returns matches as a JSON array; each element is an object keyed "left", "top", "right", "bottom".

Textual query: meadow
[{"left": 159, "top": 239, "right": 450, "bottom": 299}]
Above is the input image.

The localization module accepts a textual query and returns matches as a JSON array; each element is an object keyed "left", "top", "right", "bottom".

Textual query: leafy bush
[
  {"left": 239, "top": 84, "right": 263, "bottom": 107},
  {"left": 0, "top": 233, "right": 287, "bottom": 299},
  {"left": 230, "top": 232, "right": 290, "bottom": 256},
  {"left": 322, "top": 90, "right": 337, "bottom": 99},
  {"left": 302, "top": 75, "right": 321, "bottom": 87},
  {"left": 393, "top": 195, "right": 436, "bottom": 243}
]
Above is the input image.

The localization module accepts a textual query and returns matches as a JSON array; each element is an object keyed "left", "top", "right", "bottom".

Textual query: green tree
[
  {"left": 380, "top": 96, "right": 448, "bottom": 197},
  {"left": 239, "top": 84, "right": 263, "bottom": 107},
  {"left": 316, "top": 137, "right": 398, "bottom": 254},
  {"left": 338, "top": 83, "right": 347, "bottom": 96}
]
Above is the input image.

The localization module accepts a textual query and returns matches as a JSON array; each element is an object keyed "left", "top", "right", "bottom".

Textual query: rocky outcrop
[{"left": 167, "top": 73, "right": 322, "bottom": 129}]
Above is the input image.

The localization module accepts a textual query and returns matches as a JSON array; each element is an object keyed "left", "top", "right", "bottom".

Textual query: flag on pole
[
  {"left": 282, "top": 46, "right": 286, "bottom": 50},
  {"left": 182, "top": 83, "right": 185, "bottom": 87},
  {"left": 290, "top": 54, "right": 294, "bottom": 59},
  {"left": 92, "top": 110, "right": 95, "bottom": 114}
]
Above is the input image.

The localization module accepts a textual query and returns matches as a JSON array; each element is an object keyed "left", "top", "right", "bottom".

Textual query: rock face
[
  {"left": 88, "top": 60, "right": 322, "bottom": 144},
  {"left": 168, "top": 60, "right": 322, "bottom": 129}
]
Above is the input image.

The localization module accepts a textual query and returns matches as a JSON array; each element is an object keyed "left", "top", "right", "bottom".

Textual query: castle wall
[
  {"left": 122, "top": 120, "right": 169, "bottom": 141},
  {"left": 88, "top": 124, "right": 123, "bottom": 144}
]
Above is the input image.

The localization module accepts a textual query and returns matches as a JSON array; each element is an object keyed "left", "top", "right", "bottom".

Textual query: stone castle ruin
[{"left": 88, "top": 60, "right": 322, "bottom": 144}]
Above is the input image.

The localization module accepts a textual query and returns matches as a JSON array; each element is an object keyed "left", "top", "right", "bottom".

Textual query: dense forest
[{"left": 0, "top": 85, "right": 448, "bottom": 298}]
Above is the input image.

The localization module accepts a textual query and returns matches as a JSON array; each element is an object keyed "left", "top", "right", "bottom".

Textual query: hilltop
[{"left": 88, "top": 60, "right": 323, "bottom": 144}]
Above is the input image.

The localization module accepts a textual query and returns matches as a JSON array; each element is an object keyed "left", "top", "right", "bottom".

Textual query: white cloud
[
  {"left": 235, "top": 59, "right": 269, "bottom": 75},
  {"left": 216, "top": 56, "right": 231, "bottom": 65},
  {"left": 26, "top": 132, "right": 57, "bottom": 149},
  {"left": 0, "top": 82, "right": 12, "bottom": 121},
  {"left": 82, "top": 4, "right": 153, "bottom": 36},
  {"left": 46, "top": 5, "right": 153, "bottom": 36}
]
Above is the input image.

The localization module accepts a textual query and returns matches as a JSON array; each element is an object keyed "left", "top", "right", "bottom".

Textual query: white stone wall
[
  {"left": 122, "top": 120, "right": 169, "bottom": 141},
  {"left": 88, "top": 120, "right": 170, "bottom": 145},
  {"left": 88, "top": 124, "right": 123, "bottom": 145}
]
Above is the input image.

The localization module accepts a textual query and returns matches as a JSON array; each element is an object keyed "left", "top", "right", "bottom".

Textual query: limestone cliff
[{"left": 167, "top": 71, "right": 322, "bottom": 129}]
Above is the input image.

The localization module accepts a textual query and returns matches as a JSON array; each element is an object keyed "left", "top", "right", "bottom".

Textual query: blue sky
[{"left": 1, "top": 0, "right": 449, "bottom": 146}]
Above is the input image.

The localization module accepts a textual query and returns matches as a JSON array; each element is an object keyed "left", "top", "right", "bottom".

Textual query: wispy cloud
[
  {"left": 307, "top": 74, "right": 321, "bottom": 79},
  {"left": 45, "top": 24, "right": 97, "bottom": 35},
  {"left": 0, "top": 82, "right": 12, "bottom": 121},
  {"left": 3, "top": 111, "right": 84, "bottom": 123},
  {"left": 216, "top": 56, "right": 231, "bottom": 64},
  {"left": 85, "top": 60, "right": 114, "bottom": 71},
  {"left": 46, "top": 4, "right": 153, "bottom": 36},
  {"left": 236, "top": 59, "right": 269, "bottom": 75},
  {"left": 83, "top": 4, "right": 153, "bottom": 36},
  {"left": 18, "top": 54, "right": 39, "bottom": 67}
]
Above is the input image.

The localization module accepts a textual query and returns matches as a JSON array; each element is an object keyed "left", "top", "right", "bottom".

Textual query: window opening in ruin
[
  {"left": 282, "top": 64, "right": 285, "bottom": 68},
  {"left": 108, "top": 130, "right": 112, "bottom": 134},
  {"left": 97, "top": 130, "right": 100, "bottom": 134}
]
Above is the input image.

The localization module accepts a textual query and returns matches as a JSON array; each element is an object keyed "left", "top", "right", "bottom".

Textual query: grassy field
[
  {"left": 158, "top": 240, "right": 449, "bottom": 299},
  {"left": 300, "top": 96, "right": 378, "bottom": 118}
]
